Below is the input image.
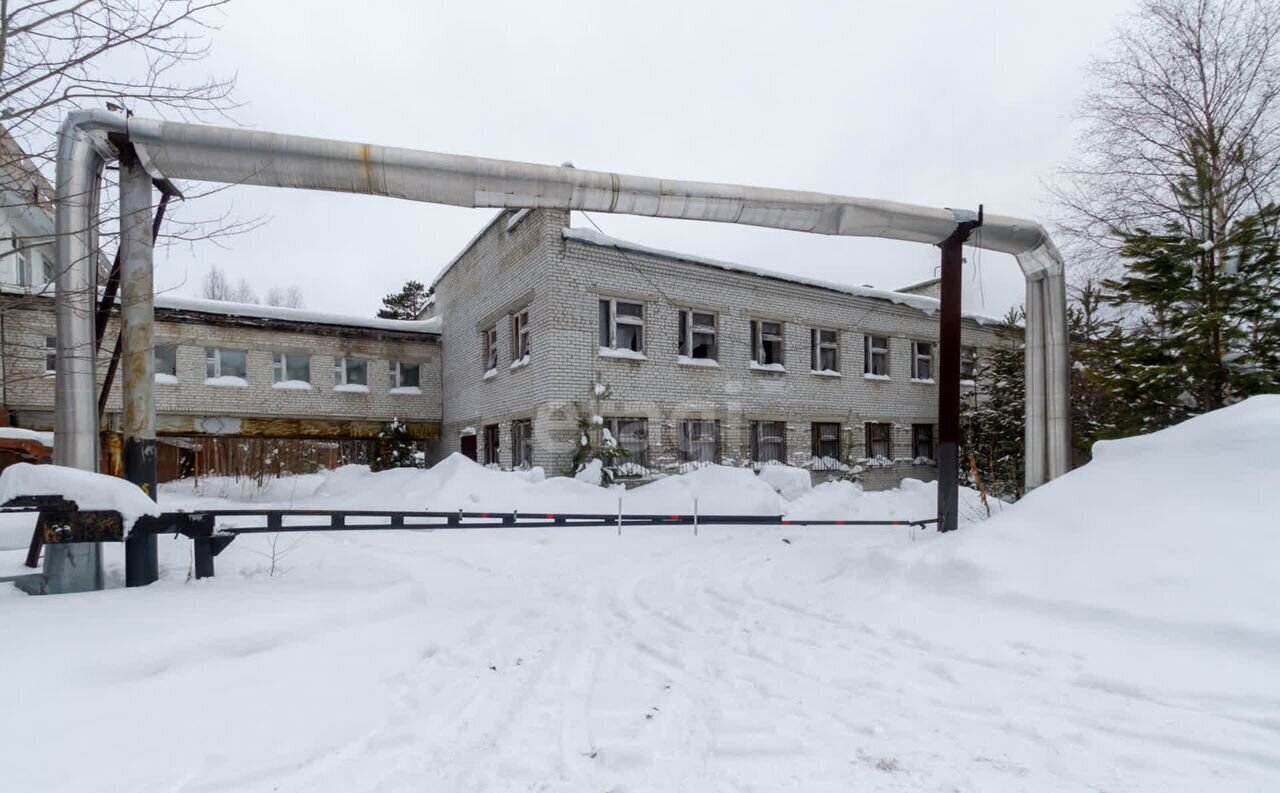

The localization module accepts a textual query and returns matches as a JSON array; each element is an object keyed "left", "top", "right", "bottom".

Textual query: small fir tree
[
  {"left": 369, "top": 418, "right": 421, "bottom": 472},
  {"left": 568, "top": 381, "right": 630, "bottom": 486},
  {"left": 959, "top": 310, "right": 1025, "bottom": 501},
  {"left": 378, "top": 280, "right": 432, "bottom": 320}
]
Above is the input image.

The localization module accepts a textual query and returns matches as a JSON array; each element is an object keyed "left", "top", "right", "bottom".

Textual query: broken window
[
  {"left": 511, "top": 419, "right": 533, "bottom": 468},
  {"left": 678, "top": 419, "right": 720, "bottom": 465},
  {"left": 483, "top": 424, "right": 500, "bottom": 465},
  {"left": 483, "top": 326, "right": 498, "bottom": 372},
  {"left": 960, "top": 346, "right": 977, "bottom": 380},
  {"left": 812, "top": 422, "right": 841, "bottom": 464},
  {"left": 678, "top": 309, "right": 718, "bottom": 360},
  {"left": 865, "top": 422, "right": 893, "bottom": 460},
  {"left": 912, "top": 424, "right": 935, "bottom": 462},
  {"left": 333, "top": 357, "right": 368, "bottom": 387},
  {"left": 864, "top": 335, "right": 889, "bottom": 376},
  {"left": 912, "top": 341, "right": 933, "bottom": 380},
  {"left": 750, "top": 420, "right": 787, "bottom": 464},
  {"left": 751, "top": 320, "right": 784, "bottom": 366},
  {"left": 44, "top": 335, "right": 56, "bottom": 373},
  {"left": 154, "top": 344, "right": 177, "bottom": 378},
  {"left": 389, "top": 361, "right": 420, "bottom": 389},
  {"left": 598, "top": 298, "right": 645, "bottom": 353},
  {"left": 606, "top": 417, "right": 649, "bottom": 470},
  {"left": 272, "top": 352, "right": 310, "bottom": 384},
  {"left": 205, "top": 348, "right": 247, "bottom": 380},
  {"left": 810, "top": 328, "right": 838, "bottom": 372},
  {"left": 511, "top": 309, "right": 530, "bottom": 361}
]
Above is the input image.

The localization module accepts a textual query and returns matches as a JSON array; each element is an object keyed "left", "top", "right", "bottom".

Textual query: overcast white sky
[{"left": 154, "top": 0, "right": 1128, "bottom": 318}]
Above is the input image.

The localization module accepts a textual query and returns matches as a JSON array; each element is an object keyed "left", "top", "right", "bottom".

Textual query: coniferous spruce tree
[
  {"left": 378, "top": 280, "right": 432, "bottom": 320},
  {"left": 960, "top": 310, "right": 1025, "bottom": 501}
]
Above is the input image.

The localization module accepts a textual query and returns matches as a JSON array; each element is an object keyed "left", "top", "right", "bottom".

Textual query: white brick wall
[
  {"left": 436, "top": 210, "right": 1002, "bottom": 487},
  {"left": 1, "top": 300, "right": 442, "bottom": 430}
]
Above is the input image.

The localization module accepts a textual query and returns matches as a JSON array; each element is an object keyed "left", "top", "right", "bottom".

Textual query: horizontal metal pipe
[{"left": 125, "top": 118, "right": 1062, "bottom": 276}]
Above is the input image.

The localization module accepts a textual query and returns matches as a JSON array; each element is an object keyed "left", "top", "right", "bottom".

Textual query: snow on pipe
[{"left": 55, "top": 113, "right": 1070, "bottom": 485}]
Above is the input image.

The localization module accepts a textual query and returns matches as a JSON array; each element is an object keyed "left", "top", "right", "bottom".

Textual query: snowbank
[
  {"left": 0, "top": 463, "right": 159, "bottom": 525},
  {"left": 913, "top": 395, "right": 1280, "bottom": 634},
  {"left": 0, "top": 427, "right": 53, "bottom": 446}
]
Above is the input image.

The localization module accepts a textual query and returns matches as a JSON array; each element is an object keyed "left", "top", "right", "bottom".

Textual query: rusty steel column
[
  {"left": 120, "top": 153, "right": 159, "bottom": 586},
  {"left": 936, "top": 213, "right": 982, "bottom": 533}
]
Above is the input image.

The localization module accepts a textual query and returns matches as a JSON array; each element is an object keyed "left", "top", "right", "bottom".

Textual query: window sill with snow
[{"left": 598, "top": 346, "right": 647, "bottom": 361}]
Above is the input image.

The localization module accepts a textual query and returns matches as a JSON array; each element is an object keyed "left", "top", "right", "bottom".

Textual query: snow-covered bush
[
  {"left": 567, "top": 381, "right": 630, "bottom": 486},
  {"left": 369, "top": 418, "right": 423, "bottom": 472}
]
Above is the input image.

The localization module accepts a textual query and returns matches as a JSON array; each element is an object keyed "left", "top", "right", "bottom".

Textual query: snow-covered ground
[{"left": 1, "top": 396, "right": 1277, "bottom": 792}]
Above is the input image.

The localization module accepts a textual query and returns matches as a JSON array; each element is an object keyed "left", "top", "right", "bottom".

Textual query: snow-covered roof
[
  {"left": 155, "top": 294, "right": 442, "bottom": 334},
  {"left": 562, "top": 227, "right": 1003, "bottom": 325},
  {"left": 895, "top": 276, "right": 941, "bottom": 293}
]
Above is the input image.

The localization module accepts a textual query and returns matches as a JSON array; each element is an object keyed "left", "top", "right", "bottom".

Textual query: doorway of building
[{"left": 460, "top": 434, "right": 477, "bottom": 461}]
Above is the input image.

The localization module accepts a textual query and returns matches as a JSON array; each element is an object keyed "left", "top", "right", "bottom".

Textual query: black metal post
[
  {"left": 937, "top": 211, "right": 983, "bottom": 532},
  {"left": 193, "top": 536, "right": 215, "bottom": 579}
]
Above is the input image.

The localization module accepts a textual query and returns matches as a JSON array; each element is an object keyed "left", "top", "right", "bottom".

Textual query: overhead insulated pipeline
[{"left": 56, "top": 112, "right": 1070, "bottom": 488}]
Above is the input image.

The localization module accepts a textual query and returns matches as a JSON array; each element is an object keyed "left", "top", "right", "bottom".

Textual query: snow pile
[
  {"left": 914, "top": 394, "right": 1280, "bottom": 633},
  {"left": 0, "top": 463, "right": 160, "bottom": 525},
  {"left": 0, "top": 427, "right": 53, "bottom": 446},
  {"left": 756, "top": 463, "right": 812, "bottom": 500}
]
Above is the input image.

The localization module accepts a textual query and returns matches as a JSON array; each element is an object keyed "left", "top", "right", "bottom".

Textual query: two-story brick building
[{"left": 427, "top": 209, "right": 1005, "bottom": 488}]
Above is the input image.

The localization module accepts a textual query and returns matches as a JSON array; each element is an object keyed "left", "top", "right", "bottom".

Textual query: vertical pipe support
[
  {"left": 1043, "top": 272, "right": 1072, "bottom": 480},
  {"left": 1024, "top": 275, "right": 1048, "bottom": 490},
  {"left": 120, "top": 154, "right": 159, "bottom": 587},
  {"left": 936, "top": 220, "right": 978, "bottom": 532}
]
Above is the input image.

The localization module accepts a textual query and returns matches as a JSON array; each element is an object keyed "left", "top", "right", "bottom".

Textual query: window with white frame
[
  {"left": 389, "top": 361, "right": 420, "bottom": 389},
  {"left": 40, "top": 253, "right": 55, "bottom": 285},
  {"left": 511, "top": 309, "right": 531, "bottom": 361},
  {"left": 750, "top": 320, "right": 784, "bottom": 366},
  {"left": 483, "top": 326, "right": 498, "bottom": 371},
  {"left": 812, "top": 422, "right": 841, "bottom": 464},
  {"left": 678, "top": 419, "right": 720, "bottom": 464},
  {"left": 272, "top": 352, "right": 311, "bottom": 384},
  {"left": 912, "top": 341, "right": 933, "bottom": 380},
  {"left": 961, "top": 346, "right": 978, "bottom": 380},
  {"left": 750, "top": 420, "right": 787, "bottom": 464},
  {"left": 205, "top": 347, "right": 247, "bottom": 380},
  {"left": 511, "top": 419, "right": 533, "bottom": 468},
  {"left": 44, "top": 335, "right": 56, "bottom": 373},
  {"left": 333, "top": 357, "right": 368, "bottom": 387},
  {"left": 605, "top": 417, "right": 649, "bottom": 469},
  {"left": 16, "top": 250, "right": 29, "bottom": 287},
  {"left": 810, "top": 328, "right": 838, "bottom": 372},
  {"left": 154, "top": 344, "right": 177, "bottom": 378},
  {"left": 865, "top": 422, "right": 893, "bottom": 460},
  {"left": 598, "top": 298, "right": 645, "bottom": 353},
  {"left": 864, "top": 334, "right": 889, "bottom": 376},
  {"left": 912, "top": 424, "right": 935, "bottom": 462},
  {"left": 677, "top": 309, "right": 717, "bottom": 360}
]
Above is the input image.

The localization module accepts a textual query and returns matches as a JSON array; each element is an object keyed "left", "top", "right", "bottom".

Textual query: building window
[
  {"left": 333, "top": 357, "right": 368, "bottom": 386},
  {"left": 205, "top": 348, "right": 247, "bottom": 380},
  {"left": 389, "top": 361, "right": 420, "bottom": 389},
  {"left": 678, "top": 309, "right": 717, "bottom": 360},
  {"left": 606, "top": 417, "right": 649, "bottom": 470},
  {"left": 812, "top": 422, "right": 841, "bottom": 463},
  {"left": 865, "top": 422, "right": 893, "bottom": 460},
  {"left": 272, "top": 352, "right": 310, "bottom": 384},
  {"left": 16, "top": 250, "right": 29, "bottom": 287},
  {"left": 864, "top": 335, "right": 889, "bottom": 376},
  {"left": 511, "top": 419, "right": 533, "bottom": 468},
  {"left": 44, "top": 335, "right": 56, "bottom": 373},
  {"left": 511, "top": 309, "right": 531, "bottom": 362},
  {"left": 483, "top": 326, "right": 498, "bottom": 372},
  {"left": 961, "top": 346, "right": 978, "bottom": 380},
  {"left": 154, "top": 344, "right": 177, "bottom": 378},
  {"left": 598, "top": 298, "right": 645, "bottom": 353},
  {"left": 678, "top": 419, "right": 720, "bottom": 465},
  {"left": 483, "top": 424, "right": 500, "bottom": 465},
  {"left": 750, "top": 420, "right": 787, "bottom": 464},
  {"left": 912, "top": 424, "right": 935, "bottom": 462},
  {"left": 912, "top": 341, "right": 933, "bottom": 380},
  {"left": 810, "top": 328, "right": 838, "bottom": 372},
  {"left": 40, "top": 253, "right": 55, "bottom": 285},
  {"left": 751, "top": 320, "right": 784, "bottom": 366}
]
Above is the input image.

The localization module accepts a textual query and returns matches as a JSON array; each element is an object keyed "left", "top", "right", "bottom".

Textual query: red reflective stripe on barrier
[{"left": 545, "top": 514, "right": 555, "bottom": 519}]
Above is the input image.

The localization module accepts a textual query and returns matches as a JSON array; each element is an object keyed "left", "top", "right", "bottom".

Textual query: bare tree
[
  {"left": 199, "top": 264, "right": 258, "bottom": 303},
  {"left": 1052, "top": 0, "right": 1280, "bottom": 280},
  {"left": 264, "top": 284, "right": 305, "bottom": 308}
]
